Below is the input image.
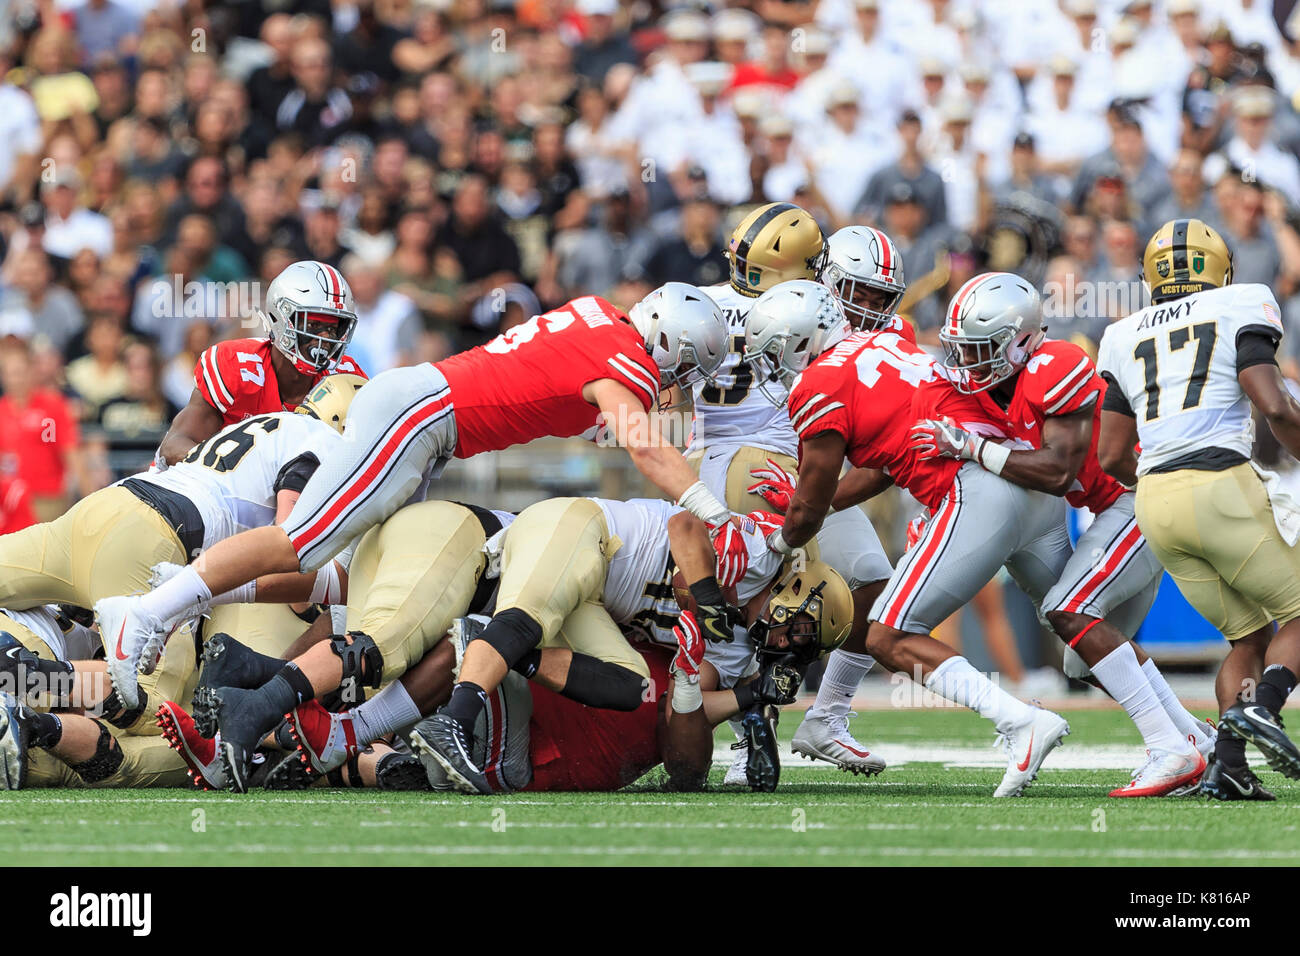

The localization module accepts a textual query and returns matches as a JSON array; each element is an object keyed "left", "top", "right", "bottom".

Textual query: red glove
[
  {"left": 746, "top": 457, "right": 797, "bottom": 513},
  {"left": 905, "top": 512, "right": 930, "bottom": 551},
  {"left": 710, "top": 519, "right": 749, "bottom": 589},
  {"left": 671, "top": 610, "right": 705, "bottom": 681}
]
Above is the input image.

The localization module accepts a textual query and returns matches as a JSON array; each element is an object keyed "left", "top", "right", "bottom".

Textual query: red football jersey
[
  {"left": 787, "top": 330, "right": 974, "bottom": 510},
  {"left": 966, "top": 339, "right": 1124, "bottom": 514},
  {"left": 194, "top": 338, "right": 367, "bottom": 425},
  {"left": 879, "top": 313, "right": 917, "bottom": 344},
  {"left": 436, "top": 296, "right": 661, "bottom": 459},
  {"left": 525, "top": 644, "right": 671, "bottom": 792}
]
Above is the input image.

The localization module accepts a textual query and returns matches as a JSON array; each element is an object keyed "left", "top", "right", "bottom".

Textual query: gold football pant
[
  {"left": 496, "top": 497, "right": 648, "bottom": 680},
  {"left": 1136, "top": 462, "right": 1300, "bottom": 640},
  {"left": 25, "top": 733, "right": 190, "bottom": 788}
]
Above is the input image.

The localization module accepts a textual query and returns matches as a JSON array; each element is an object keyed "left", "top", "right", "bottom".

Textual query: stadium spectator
[{"left": 0, "top": 340, "right": 83, "bottom": 521}]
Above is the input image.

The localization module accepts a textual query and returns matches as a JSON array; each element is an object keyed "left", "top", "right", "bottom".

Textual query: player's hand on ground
[
  {"left": 746, "top": 457, "right": 797, "bottom": 513},
  {"left": 671, "top": 611, "right": 706, "bottom": 681}
]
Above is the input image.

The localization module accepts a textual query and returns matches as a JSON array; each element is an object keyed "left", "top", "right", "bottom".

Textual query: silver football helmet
[
  {"left": 939, "top": 272, "right": 1045, "bottom": 394},
  {"left": 628, "top": 282, "right": 729, "bottom": 404},
  {"left": 742, "top": 279, "right": 849, "bottom": 406},
  {"left": 258, "top": 260, "right": 358, "bottom": 375},
  {"left": 821, "top": 226, "right": 906, "bottom": 331}
]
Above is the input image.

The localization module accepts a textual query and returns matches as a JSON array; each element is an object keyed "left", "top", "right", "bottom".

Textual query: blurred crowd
[{"left": 3, "top": 0, "right": 1300, "bottom": 532}]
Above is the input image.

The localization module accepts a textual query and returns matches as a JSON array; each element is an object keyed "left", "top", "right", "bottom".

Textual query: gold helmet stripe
[{"left": 735, "top": 202, "right": 799, "bottom": 264}]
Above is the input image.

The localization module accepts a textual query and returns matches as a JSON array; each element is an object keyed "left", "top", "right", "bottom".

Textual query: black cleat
[
  {"left": 192, "top": 685, "right": 221, "bottom": 740},
  {"left": 212, "top": 686, "right": 284, "bottom": 793},
  {"left": 263, "top": 750, "right": 316, "bottom": 791},
  {"left": 198, "top": 633, "right": 283, "bottom": 699},
  {"left": 1200, "top": 756, "right": 1276, "bottom": 801},
  {"left": 741, "top": 706, "right": 780, "bottom": 793},
  {"left": 408, "top": 714, "right": 491, "bottom": 794},
  {"left": 1221, "top": 702, "right": 1300, "bottom": 780},
  {"left": 0, "top": 692, "right": 32, "bottom": 790},
  {"left": 376, "top": 752, "right": 431, "bottom": 791}
]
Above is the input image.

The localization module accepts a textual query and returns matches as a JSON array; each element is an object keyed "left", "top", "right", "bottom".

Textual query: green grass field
[{"left": 7, "top": 706, "right": 1298, "bottom": 866}]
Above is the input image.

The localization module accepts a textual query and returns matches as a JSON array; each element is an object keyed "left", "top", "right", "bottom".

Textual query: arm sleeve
[
  {"left": 273, "top": 452, "right": 321, "bottom": 494},
  {"left": 1100, "top": 371, "right": 1136, "bottom": 418},
  {"left": 1236, "top": 327, "right": 1281, "bottom": 373}
]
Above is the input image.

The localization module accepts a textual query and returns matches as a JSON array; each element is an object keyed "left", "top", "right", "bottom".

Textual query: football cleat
[
  {"left": 993, "top": 707, "right": 1070, "bottom": 798},
  {"left": 376, "top": 752, "right": 432, "bottom": 791},
  {"left": 1221, "top": 702, "right": 1300, "bottom": 779},
  {"left": 791, "top": 712, "right": 886, "bottom": 776},
  {"left": 198, "top": 633, "right": 284, "bottom": 703},
  {"left": 408, "top": 714, "right": 491, "bottom": 795},
  {"left": 95, "top": 595, "right": 170, "bottom": 712},
  {"left": 0, "top": 691, "right": 32, "bottom": 790},
  {"left": 723, "top": 743, "right": 749, "bottom": 786},
  {"left": 156, "top": 700, "right": 228, "bottom": 791},
  {"left": 1109, "top": 747, "right": 1206, "bottom": 798},
  {"left": 742, "top": 706, "right": 781, "bottom": 793},
  {"left": 285, "top": 700, "right": 358, "bottom": 778},
  {"left": 263, "top": 751, "right": 316, "bottom": 791},
  {"left": 208, "top": 686, "right": 277, "bottom": 793},
  {"left": 1199, "top": 756, "right": 1276, "bottom": 801},
  {"left": 408, "top": 727, "right": 454, "bottom": 791}
]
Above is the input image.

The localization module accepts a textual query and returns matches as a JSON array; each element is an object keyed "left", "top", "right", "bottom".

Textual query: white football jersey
[
  {"left": 596, "top": 497, "right": 782, "bottom": 648},
  {"left": 686, "top": 283, "right": 799, "bottom": 458},
  {"left": 2, "top": 605, "right": 98, "bottom": 663},
  {"left": 129, "top": 412, "right": 339, "bottom": 550},
  {"left": 1098, "top": 283, "right": 1285, "bottom": 476}
]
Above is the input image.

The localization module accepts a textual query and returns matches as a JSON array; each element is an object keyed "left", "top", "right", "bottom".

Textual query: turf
[{"left": 7, "top": 707, "right": 1298, "bottom": 866}]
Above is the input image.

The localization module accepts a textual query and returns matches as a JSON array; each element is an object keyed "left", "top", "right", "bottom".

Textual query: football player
[
  {"left": 694, "top": 208, "right": 899, "bottom": 780},
  {"left": 911, "top": 272, "right": 1213, "bottom": 796},
  {"left": 747, "top": 280, "right": 1074, "bottom": 797},
  {"left": 395, "top": 494, "right": 787, "bottom": 795},
  {"left": 157, "top": 260, "right": 366, "bottom": 465},
  {"left": 101, "top": 284, "right": 734, "bottom": 690},
  {"left": 1098, "top": 218, "right": 1300, "bottom": 799},
  {"left": 50, "top": 375, "right": 362, "bottom": 718}
]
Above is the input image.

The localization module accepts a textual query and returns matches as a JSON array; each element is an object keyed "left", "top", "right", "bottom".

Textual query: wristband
[
  {"left": 767, "top": 529, "right": 797, "bottom": 555},
  {"left": 671, "top": 673, "right": 703, "bottom": 712},
  {"left": 977, "top": 440, "right": 1010, "bottom": 476},
  {"left": 678, "top": 480, "right": 730, "bottom": 527},
  {"left": 733, "top": 683, "right": 757, "bottom": 712},
  {"left": 689, "top": 576, "right": 725, "bottom": 609}
]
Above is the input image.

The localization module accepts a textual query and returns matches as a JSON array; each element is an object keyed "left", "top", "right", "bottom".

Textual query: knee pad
[
  {"left": 329, "top": 632, "right": 384, "bottom": 690},
  {"left": 70, "top": 721, "right": 124, "bottom": 784},
  {"left": 102, "top": 689, "right": 145, "bottom": 730},
  {"left": 562, "top": 653, "right": 647, "bottom": 712},
  {"left": 480, "top": 609, "right": 543, "bottom": 670}
]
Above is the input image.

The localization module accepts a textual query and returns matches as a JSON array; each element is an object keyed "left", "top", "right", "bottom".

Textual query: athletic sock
[
  {"left": 1092, "top": 644, "right": 1185, "bottom": 753},
  {"left": 352, "top": 681, "right": 422, "bottom": 746},
  {"left": 251, "top": 663, "right": 315, "bottom": 720},
  {"left": 925, "top": 656, "right": 1033, "bottom": 734},
  {"left": 807, "top": 650, "right": 875, "bottom": 721},
  {"left": 442, "top": 681, "right": 487, "bottom": 733},
  {"left": 139, "top": 565, "right": 212, "bottom": 623},
  {"left": 1215, "top": 726, "right": 1248, "bottom": 768},
  {"left": 728, "top": 718, "right": 746, "bottom": 747},
  {"left": 1140, "top": 657, "right": 1210, "bottom": 749},
  {"left": 1256, "top": 664, "right": 1297, "bottom": 716}
]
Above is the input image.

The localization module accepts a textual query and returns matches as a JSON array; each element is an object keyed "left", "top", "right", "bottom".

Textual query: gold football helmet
[
  {"left": 727, "top": 202, "right": 825, "bottom": 297},
  {"left": 296, "top": 373, "right": 367, "bottom": 433},
  {"left": 1143, "top": 218, "right": 1233, "bottom": 303},
  {"left": 752, "top": 556, "right": 854, "bottom": 662}
]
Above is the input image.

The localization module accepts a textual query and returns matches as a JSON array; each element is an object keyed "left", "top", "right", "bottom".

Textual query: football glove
[
  {"left": 910, "top": 417, "right": 985, "bottom": 462},
  {"left": 905, "top": 512, "right": 929, "bottom": 551},
  {"left": 753, "top": 653, "right": 805, "bottom": 707},
  {"left": 709, "top": 518, "right": 749, "bottom": 589},
  {"left": 695, "top": 600, "right": 741, "bottom": 644},
  {"left": 746, "top": 457, "right": 797, "bottom": 513},
  {"left": 671, "top": 611, "right": 706, "bottom": 682}
]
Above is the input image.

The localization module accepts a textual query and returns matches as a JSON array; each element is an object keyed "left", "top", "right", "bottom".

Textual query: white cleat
[
  {"left": 1110, "top": 747, "right": 1206, "bottom": 798},
  {"left": 993, "top": 708, "right": 1070, "bottom": 798},
  {"left": 94, "top": 595, "right": 169, "bottom": 711},
  {"left": 791, "top": 712, "right": 886, "bottom": 776},
  {"left": 723, "top": 744, "right": 749, "bottom": 786}
]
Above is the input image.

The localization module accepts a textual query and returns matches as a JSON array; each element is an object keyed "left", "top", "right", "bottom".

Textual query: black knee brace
[
  {"left": 102, "top": 689, "right": 145, "bottom": 730},
  {"left": 562, "top": 654, "right": 647, "bottom": 712},
  {"left": 70, "top": 721, "right": 124, "bottom": 784},
  {"left": 481, "top": 609, "right": 542, "bottom": 669},
  {"left": 329, "top": 632, "right": 383, "bottom": 690}
]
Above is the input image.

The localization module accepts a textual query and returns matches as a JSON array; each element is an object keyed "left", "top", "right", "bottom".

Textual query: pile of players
[{"left": 0, "top": 203, "right": 1296, "bottom": 802}]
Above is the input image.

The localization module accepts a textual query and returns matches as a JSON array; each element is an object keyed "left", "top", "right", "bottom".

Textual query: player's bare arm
[
  {"left": 832, "top": 465, "right": 893, "bottom": 510},
  {"left": 159, "top": 389, "right": 225, "bottom": 464},
  {"left": 1240, "top": 362, "right": 1300, "bottom": 460},
  {"left": 778, "top": 431, "right": 847, "bottom": 550},
  {"left": 1097, "top": 409, "right": 1140, "bottom": 487}
]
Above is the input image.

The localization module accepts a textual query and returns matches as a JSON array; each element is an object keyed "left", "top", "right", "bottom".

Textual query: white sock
[
  {"left": 1091, "top": 644, "right": 1185, "bottom": 753},
  {"left": 729, "top": 718, "right": 745, "bottom": 746},
  {"left": 209, "top": 580, "right": 257, "bottom": 608},
  {"left": 351, "top": 681, "right": 421, "bottom": 747},
  {"left": 808, "top": 650, "right": 875, "bottom": 720},
  {"left": 925, "top": 656, "right": 1033, "bottom": 734},
  {"left": 139, "top": 565, "right": 212, "bottom": 623},
  {"left": 1141, "top": 657, "right": 1209, "bottom": 749}
]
